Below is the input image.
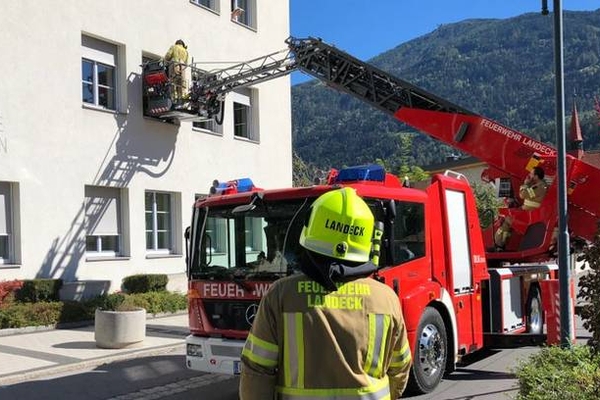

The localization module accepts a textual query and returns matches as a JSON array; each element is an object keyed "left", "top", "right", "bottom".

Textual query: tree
[{"left": 472, "top": 182, "right": 503, "bottom": 229}]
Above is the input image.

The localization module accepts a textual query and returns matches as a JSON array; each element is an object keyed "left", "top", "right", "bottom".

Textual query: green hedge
[
  {"left": 0, "top": 292, "right": 187, "bottom": 329},
  {"left": 515, "top": 345, "right": 600, "bottom": 399},
  {"left": 122, "top": 274, "right": 168, "bottom": 294},
  {"left": 15, "top": 279, "right": 63, "bottom": 303}
]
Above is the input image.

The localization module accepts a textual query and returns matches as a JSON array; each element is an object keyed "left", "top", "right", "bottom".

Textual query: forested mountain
[{"left": 291, "top": 9, "right": 600, "bottom": 172}]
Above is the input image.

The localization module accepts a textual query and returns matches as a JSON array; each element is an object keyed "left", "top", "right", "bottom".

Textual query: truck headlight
[{"left": 187, "top": 344, "right": 203, "bottom": 357}]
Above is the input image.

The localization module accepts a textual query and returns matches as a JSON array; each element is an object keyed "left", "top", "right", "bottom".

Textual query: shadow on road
[{"left": 0, "top": 353, "right": 201, "bottom": 399}]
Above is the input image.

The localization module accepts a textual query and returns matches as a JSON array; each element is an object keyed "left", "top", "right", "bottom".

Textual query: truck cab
[{"left": 183, "top": 165, "right": 556, "bottom": 394}]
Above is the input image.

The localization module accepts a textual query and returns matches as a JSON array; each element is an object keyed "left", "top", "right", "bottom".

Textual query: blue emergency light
[
  {"left": 210, "top": 178, "right": 255, "bottom": 195},
  {"left": 335, "top": 164, "right": 386, "bottom": 183}
]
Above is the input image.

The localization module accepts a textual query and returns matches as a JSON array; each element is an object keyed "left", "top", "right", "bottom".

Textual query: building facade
[{"left": 0, "top": 0, "right": 292, "bottom": 297}]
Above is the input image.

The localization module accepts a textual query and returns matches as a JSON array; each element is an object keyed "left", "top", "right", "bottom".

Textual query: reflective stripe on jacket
[
  {"left": 239, "top": 273, "right": 412, "bottom": 400},
  {"left": 519, "top": 181, "right": 547, "bottom": 210}
]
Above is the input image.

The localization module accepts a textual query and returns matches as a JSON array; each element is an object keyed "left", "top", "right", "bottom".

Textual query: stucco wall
[{"left": 0, "top": 0, "right": 292, "bottom": 294}]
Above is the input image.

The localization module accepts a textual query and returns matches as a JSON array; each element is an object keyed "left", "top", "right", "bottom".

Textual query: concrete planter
[{"left": 94, "top": 308, "right": 146, "bottom": 349}]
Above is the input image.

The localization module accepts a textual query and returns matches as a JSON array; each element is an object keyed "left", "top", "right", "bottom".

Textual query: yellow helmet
[{"left": 299, "top": 187, "right": 374, "bottom": 262}]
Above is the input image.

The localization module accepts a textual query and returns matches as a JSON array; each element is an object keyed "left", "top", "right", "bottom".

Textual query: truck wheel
[
  {"left": 526, "top": 285, "right": 543, "bottom": 335},
  {"left": 407, "top": 307, "right": 447, "bottom": 394}
]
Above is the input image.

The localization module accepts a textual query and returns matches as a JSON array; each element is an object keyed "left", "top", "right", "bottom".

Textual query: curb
[{"left": 0, "top": 342, "right": 185, "bottom": 387}]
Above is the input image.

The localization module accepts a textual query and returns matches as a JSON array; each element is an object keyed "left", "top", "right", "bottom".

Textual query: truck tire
[
  {"left": 406, "top": 307, "right": 447, "bottom": 395},
  {"left": 526, "top": 285, "right": 544, "bottom": 335}
]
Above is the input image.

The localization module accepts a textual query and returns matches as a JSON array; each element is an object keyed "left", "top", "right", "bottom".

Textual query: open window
[{"left": 231, "top": 0, "right": 256, "bottom": 29}]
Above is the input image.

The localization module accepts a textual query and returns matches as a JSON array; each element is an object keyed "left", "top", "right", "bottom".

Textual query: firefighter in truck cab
[
  {"left": 239, "top": 187, "right": 412, "bottom": 400},
  {"left": 494, "top": 166, "right": 548, "bottom": 249}
]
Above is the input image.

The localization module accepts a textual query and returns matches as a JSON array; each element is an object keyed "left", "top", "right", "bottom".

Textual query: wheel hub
[{"left": 418, "top": 323, "right": 445, "bottom": 377}]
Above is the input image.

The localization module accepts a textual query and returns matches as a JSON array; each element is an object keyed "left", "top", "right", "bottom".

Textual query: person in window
[
  {"left": 494, "top": 166, "right": 548, "bottom": 249},
  {"left": 231, "top": 7, "right": 244, "bottom": 21},
  {"left": 164, "top": 39, "right": 189, "bottom": 103},
  {"left": 239, "top": 187, "right": 412, "bottom": 400}
]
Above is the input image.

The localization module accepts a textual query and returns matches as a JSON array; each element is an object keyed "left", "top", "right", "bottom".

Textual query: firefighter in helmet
[
  {"left": 164, "top": 39, "right": 189, "bottom": 103},
  {"left": 239, "top": 187, "right": 412, "bottom": 400},
  {"left": 494, "top": 166, "right": 548, "bottom": 249}
]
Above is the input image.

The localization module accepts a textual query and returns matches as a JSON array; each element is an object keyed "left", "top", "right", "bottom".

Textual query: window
[
  {"left": 231, "top": 0, "right": 256, "bottom": 28},
  {"left": 0, "top": 182, "right": 13, "bottom": 264},
  {"left": 85, "top": 186, "right": 123, "bottom": 257},
  {"left": 82, "top": 35, "right": 118, "bottom": 110},
  {"left": 193, "top": 119, "right": 222, "bottom": 135},
  {"left": 245, "top": 217, "right": 264, "bottom": 252},
  {"left": 231, "top": 89, "right": 258, "bottom": 140},
  {"left": 498, "top": 178, "right": 513, "bottom": 198},
  {"left": 191, "top": 0, "right": 218, "bottom": 12},
  {"left": 391, "top": 201, "right": 426, "bottom": 263},
  {"left": 146, "top": 191, "right": 180, "bottom": 253}
]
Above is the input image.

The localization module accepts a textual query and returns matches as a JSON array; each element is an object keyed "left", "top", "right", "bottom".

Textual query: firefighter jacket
[
  {"left": 239, "top": 273, "right": 412, "bottom": 400},
  {"left": 519, "top": 179, "right": 547, "bottom": 210},
  {"left": 164, "top": 44, "right": 188, "bottom": 74}
]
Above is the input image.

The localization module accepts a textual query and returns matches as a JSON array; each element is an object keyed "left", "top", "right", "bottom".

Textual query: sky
[{"left": 289, "top": 0, "right": 598, "bottom": 85}]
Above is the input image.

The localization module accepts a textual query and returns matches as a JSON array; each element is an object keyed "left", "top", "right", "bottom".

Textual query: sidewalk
[{"left": 0, "top": 313, "right": 189, "bottom": 386}]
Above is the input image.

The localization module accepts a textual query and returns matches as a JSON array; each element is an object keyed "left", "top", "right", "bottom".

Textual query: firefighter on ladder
[
  {"left": 239, "top": 187, "right": 412, "bottom": 400},
  {"left": 164, "top": 39, "right": 189, "bottom": 104},
  {"left": 494, "top": 166, "right": 548, "bottom": 249}
]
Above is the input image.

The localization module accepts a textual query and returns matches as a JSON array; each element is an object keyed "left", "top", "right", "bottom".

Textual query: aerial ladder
[{"left": 143, "top": 37, "right": 600, "bottom": 262}]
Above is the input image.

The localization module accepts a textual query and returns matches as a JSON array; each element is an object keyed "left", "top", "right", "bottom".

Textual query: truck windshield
[{"left": 188, "top": 198, "right": 312, "bottom": 280}]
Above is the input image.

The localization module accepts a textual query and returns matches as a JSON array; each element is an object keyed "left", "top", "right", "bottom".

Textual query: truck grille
[{"left": 203, "top": 300, "right": 259, "bottom": 331}]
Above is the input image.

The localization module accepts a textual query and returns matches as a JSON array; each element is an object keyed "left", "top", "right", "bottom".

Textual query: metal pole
[{"left": 551, "top": 0, "right": 574, "bottom": 347}]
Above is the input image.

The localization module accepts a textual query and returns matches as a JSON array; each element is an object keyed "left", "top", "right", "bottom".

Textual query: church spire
[{"left": 568, "top": 94, "right": 584, "bottom": 159}]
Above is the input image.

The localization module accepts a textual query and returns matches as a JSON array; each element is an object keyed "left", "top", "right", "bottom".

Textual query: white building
[{"left": 0, "top": 1, "right": 292, "bottom": 297}]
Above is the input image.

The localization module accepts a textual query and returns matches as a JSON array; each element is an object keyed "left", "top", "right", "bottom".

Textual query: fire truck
[{"left": 143, "top": 37, "right": 600, "bottom": 394}]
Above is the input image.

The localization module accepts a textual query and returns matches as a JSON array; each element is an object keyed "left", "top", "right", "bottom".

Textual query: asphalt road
[
  {"left": 0, "top": 344, "right": 538, "bottom": 400},
  {"left": 0, "top": 316, "right": 590, "bottom": 400}
]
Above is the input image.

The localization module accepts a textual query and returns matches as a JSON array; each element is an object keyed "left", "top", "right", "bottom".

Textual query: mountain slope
[{"left": 292, "top": 9, "right": 600, "bottom": 169}]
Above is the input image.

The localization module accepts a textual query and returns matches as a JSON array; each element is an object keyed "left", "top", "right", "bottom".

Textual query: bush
[
  {"left": 95, "top": 292, "right": 186, "bottom": 314},
  {"left": 0, "top": 302, "right": 63, "bottom": 329},
  {"left": 514, "top": 345, "right": 600, "bottom": 399},
  {"left": 136, "top": 291, "right": 188, "bottom": 314},
  {"left": 122, "top": 274, "right": 168, "bottom": 294},
  {"left": 576, "top": 225, "right": 600, "bottom": 353},
  {"left": 0, "top": 280, "right": 23, "bottom": 307},
  {"left": 0, "top": 291, "right": 187, "bottom": 329},
  {"left": 15, "top": 279, "right": 63, "bottom": 303}
]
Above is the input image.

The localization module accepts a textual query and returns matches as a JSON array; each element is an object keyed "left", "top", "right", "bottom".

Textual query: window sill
[
  {"left": 82, "top": 103, "right": 127, "bottom": 115},
  {"left": 145, "top": 253, "right": 183, "bottom": 260},
  {"left": 0, "top": 263, "right": 21, "bottom": 270},
  {"left": 192, "top": 127, "right": 223, "bottom": 137},
  {"left": 86, "top": 256, "right": 131, "bottom": 262},
  {"left": 234, "top": 135, "right": 259, "bottom": 144}
]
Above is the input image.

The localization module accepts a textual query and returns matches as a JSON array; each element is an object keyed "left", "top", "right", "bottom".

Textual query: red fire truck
[{"left": 143, "top": 37, "right": 600, "bottom": 394}]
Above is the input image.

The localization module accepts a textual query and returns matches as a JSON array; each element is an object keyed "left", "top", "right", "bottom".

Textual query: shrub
[
  {"left": 576, "top": 225, "right": 600, "bottom": 353},
  {"left": 94, "top": 291, "right": 187, "bottom": 313},
  {"left": 15, "top": 279, "right": 63, "bottom": 303},
  {"left": 514, "top": 345, "right": 600, "bottom": 399},
  {"left": 0, "top": 302, "right": 63, "bottom": 329},
  {"left": 0, "top": 291, "right": 187, "bottom": 329},
  {"left": 0, "top": 280, "right": 23, "bottom": 307},
  {"left": 122, "top": 274, "right": 168, "bottom": 294},
  {"left": 59, "top": 300, "right": 96, "bottom": 323},
  {"left": 137, "top": 291, "right": 188, "bottom": 314},
  {"left": 95, "top": 293, "right": 138, "bottom": 311}
]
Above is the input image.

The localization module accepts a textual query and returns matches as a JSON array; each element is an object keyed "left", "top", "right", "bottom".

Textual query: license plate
[{"left": 233, "top": 360, "right": 242, "bottom": 375}]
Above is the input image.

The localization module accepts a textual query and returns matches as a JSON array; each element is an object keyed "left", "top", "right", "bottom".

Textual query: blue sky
[{"left": 289, "top": 0, "right": 598, "bottom": 84}]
